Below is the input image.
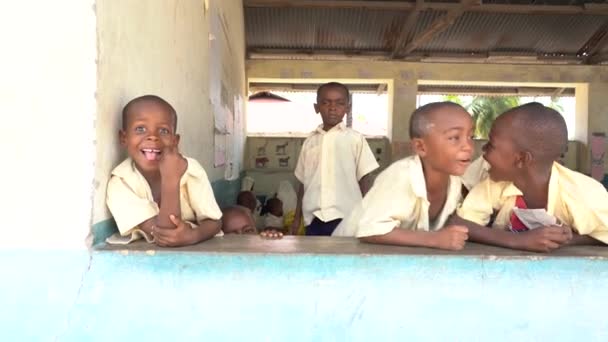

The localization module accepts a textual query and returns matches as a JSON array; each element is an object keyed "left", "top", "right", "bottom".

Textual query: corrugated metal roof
[
  {"left": 244, "top": 1, "right": 608, "bottom": 63},
  {"left": 246, "top": 7, "right": 412, "bottom": 52},
  {"left": 418, "top": 12, "right": 607, "bottom": 54}
]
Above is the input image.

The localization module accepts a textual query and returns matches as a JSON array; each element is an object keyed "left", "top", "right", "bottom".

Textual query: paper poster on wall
[
  {"left": 212, "top": 101, "right": 226, "bottom": 133},
  {"left": 225, "top": 94, "right": 244, "bottom": 180},
  {"left": 208, "top": 6, "right": 222, "bottom": 107},
  {"left": 214, "top": 133, "right": 226, "bottom": 167}
]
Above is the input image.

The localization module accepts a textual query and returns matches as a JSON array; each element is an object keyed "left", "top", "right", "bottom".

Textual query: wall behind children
[{"left": 92, "top": 0, "right": 246, "bottom": 240}]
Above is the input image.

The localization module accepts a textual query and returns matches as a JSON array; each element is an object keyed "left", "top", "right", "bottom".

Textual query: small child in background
[
  {"left": 262, "top": 197, "right": 284, "bottom": 231},
  {"left": 236, "top": 190, "right": 258, "bottom": 213},
  {"left": 222, "top": 205, "right": 283, "bottom": 239}
]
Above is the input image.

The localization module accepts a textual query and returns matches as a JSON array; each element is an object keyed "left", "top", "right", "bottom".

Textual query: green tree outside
[{"left": 439, "top": 95, "right": 567, "bottom": 139}]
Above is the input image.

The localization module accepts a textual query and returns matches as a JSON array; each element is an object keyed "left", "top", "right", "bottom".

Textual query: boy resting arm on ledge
[
  {"left": 333, "top": 102, "right": 473, "bottom": 250},
  {"left": 451, "top": 102, "right": 607, "bottom": 252},
  {"left": 106, "top": 95, "right": 221, "bottom": 247}
]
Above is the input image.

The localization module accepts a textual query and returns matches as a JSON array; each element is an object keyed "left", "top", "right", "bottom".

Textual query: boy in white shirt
[{"left": 290, "top": 82, "right": 379, "bottom": 236}]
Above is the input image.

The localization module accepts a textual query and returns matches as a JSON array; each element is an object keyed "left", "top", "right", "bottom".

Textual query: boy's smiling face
[
  {"left": 415, "top": 107, "right": 475, "bottom": 176},
  {"left": 314, "top": 86, "right": 350, "bottom": 130},
  {"left": 119, "top": 101, "right": 179, "bottom": 173}
]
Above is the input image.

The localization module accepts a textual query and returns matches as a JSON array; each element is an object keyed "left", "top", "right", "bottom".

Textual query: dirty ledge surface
[{"left": 96, "top": 235, "right": 608, "bottom": 258}]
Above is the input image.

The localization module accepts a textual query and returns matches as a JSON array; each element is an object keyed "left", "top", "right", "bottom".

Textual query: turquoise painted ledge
[{"left": 2, "top": 245, "right": 608, "bottom": 341}]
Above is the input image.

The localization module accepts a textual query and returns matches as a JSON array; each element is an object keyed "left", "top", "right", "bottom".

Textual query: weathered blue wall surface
[{"left": 2, "top": 246, "right": 608, "bottom": 341}]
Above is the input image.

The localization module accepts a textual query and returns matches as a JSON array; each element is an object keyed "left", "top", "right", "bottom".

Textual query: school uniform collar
[
  {"left": 546, "top": 162, "right": 561, "bottom": 214},
  {"left": 313, "top": 121, "right": 346, "bottom": 135},
  {"left": 408, "top": 155, "right": 460, "bottom": 201},
  {"left": 501, "top": 161, "right": 560, "bottom": 213},
  {"left": 112, "top": 157, "right": 201, "bottom": 186},
  {"left": 502, "top": 183, "right": 523, "bottom": 198},
  {"left": 409, "top": 155, "right": 463, "bottom": 230},
  {"left": 410, "top": 155, "right": 428, "bottom": 199}
]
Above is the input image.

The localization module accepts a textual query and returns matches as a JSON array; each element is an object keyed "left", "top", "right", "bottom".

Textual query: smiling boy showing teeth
[
  {"left": 106, "top": 95, "right": 222, "bottom": 247},
  {"left": 333, "top": 102, "right": 473, "bottom": 250}
]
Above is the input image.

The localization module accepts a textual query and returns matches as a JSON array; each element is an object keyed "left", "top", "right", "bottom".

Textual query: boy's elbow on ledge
[{"left": 210, "top": 219, "right": 222, "bottom": 234}]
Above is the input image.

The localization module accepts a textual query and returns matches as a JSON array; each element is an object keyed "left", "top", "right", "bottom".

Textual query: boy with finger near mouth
[{"left": 106, "top": 95, "right": 222, "bottom": 247}]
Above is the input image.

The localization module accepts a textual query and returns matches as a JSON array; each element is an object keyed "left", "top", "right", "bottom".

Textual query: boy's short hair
[
  {"left": 409, "top": 102, "right": 467, "bottom": 139},
  {"left": 316, "top": 82, "right": 350, "bottom": 103},
  {"left": 506, "top": 102, "right": 568, "bottom": 162},
  {"left": 121, "top": 95, "right": 178, "bottom": 131}
]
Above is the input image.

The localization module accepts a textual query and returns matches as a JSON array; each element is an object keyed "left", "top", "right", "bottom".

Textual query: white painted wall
[
  {"left": 93, "top": 0, "right": 246, "bottom": 225},
  {"left": 0, "top": 1, "right": 97, "bottom": 249}
]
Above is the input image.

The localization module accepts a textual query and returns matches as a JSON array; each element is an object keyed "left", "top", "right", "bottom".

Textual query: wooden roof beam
[
  {"left": 243, "top": 0, "right": 417, "bottom": 10},
  {"left": 243, "top": 1, "right": 608, "bottom": 15},
  {"left": 398, "top": 0, "right": 480, "bottom": 57},
  {"left": 577, "top": 21, "right": 608, "bottom": 64},
  {"left": 389, "top": 0, "right": 424, "bottom": 59}
]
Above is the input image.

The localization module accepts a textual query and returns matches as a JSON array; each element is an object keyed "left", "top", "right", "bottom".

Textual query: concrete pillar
[
  {"left": 586, "top": 81, "right": 608, "bottom": 176},
  {"left": 390, "top": 82, "right": 417, "bottom": 161}
]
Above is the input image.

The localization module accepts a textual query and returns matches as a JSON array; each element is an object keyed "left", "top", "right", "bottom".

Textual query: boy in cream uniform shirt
[
  {"left": 453, "top": 103, "right": 608, "bottom": 252},
  {"left": 291, "top": 82, "right": 379, "bottom": 236},
  {"left": 461, "top": 156, "right": 490, "bottom": 192},
  {"left": 106, "top": 95, "right": 222, "bottom": 246},
  {"left": 333, "top": 102, "right": 473, "bottom": 251}
]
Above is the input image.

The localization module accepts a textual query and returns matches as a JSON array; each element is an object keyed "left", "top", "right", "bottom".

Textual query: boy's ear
[
  {"left": 513, "top": 150, "right": 531, "bottom": 168},
  {"left": 313, "top": 103, "right": 320, "bottom": 114},
  {"left": 519, "top": 151, "right": 533, "bottom": 168},
  {"left": 174, "top": 134, "right": 181, "bottom": 147},
  {"left": 411, "top": 138, "right": 427, "bottom": 157},
  {"left": 119, "top": 130, "right": 127, "bottom": 147}
]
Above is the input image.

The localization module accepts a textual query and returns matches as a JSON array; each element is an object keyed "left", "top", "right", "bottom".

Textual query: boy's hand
[
  {"left": 153, "top": 214, "right": 195, "bottom": 247},
  {"left": 515, "top": 225, "right": 572, "bottom": 253},
  {"left": 159, "top": 146, "right": 187, "bottom": 182},
  {"left": 433, "top": 225, "right": 468, "bottom": 250},
  {"left": 260, "top": 229, "right": 284, "bottom": 239}
]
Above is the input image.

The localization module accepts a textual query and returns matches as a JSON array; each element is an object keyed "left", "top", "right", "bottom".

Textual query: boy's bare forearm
[
  {"left": 157, "top": 177, "right": 181, "bottom": 228},
  {"left": 359, "top": 228, "right": 439, "bottom": 248},
  {"left": 190, "top": 219, "right": 221, "bottom": 244},
  {"left": 449, "top": 215, "right": 517, "bottom": 249},
  {"left": 568, "top": 234, "right": 605, "bottom": 246}
]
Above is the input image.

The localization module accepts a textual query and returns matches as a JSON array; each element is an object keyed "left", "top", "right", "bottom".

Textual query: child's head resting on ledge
[{"left": 221, "top": 205, "right": 257, "bottom": 235}]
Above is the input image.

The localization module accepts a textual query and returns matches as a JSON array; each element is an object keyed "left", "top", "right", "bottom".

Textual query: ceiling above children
[{"left": 243, "top": 0, "right": 608, "bottom": 64}]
